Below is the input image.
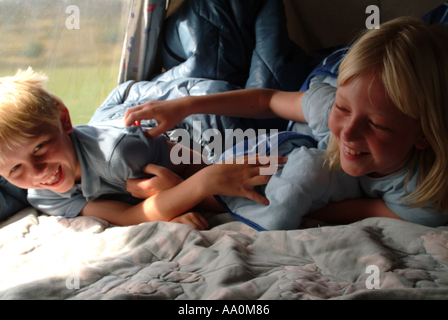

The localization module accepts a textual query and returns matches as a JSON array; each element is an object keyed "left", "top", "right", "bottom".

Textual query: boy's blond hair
[
  {"left": 326, "top": 17, "right": 448, "bottom": 213},
  {"left": 0, "top": 67, "right": 64, "bottom": 162}
]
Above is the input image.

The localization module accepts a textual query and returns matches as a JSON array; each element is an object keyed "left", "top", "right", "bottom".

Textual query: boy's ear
[
  {"left": 415, "top": 135, "right": 430, "bottom": 150},
  {"left": 56, "top": 103, "right": 73, "bottom": 134}
]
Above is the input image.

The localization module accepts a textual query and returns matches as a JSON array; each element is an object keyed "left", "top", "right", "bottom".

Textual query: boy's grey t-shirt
[
  {"left": 27, "top": 125, "right": 170, "bottom": 218},
  {"left": 299, "top": 82, "right": 448, "bottom": 227}
]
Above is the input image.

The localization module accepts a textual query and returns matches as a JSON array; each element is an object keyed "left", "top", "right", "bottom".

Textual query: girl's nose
[{"left": 341, "top": 119, "right": 363, "bottom": 142}]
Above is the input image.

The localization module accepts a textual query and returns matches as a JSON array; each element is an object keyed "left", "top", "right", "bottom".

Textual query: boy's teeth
[
  {"left": 43, "top": 169, "right": 59, "bottom": 185},
  {"left": 345, "top": 146, "right": 361, "bottom": 155}
]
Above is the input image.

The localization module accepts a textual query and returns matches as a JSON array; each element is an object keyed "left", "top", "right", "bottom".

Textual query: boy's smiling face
[{"left": 0, "top": 105, "right": 81, "bottom": 193}]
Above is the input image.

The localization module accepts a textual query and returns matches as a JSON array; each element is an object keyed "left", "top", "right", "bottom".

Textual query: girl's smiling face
[
  {"left": 328, "top": 74, "right": 429, "bottom": 178},
  {"left": 0, "top": 106, "right": 81, "bottom": 193}
]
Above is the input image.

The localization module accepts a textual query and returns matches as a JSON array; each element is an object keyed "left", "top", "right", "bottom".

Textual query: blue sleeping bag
[
  {"left": 157, "top": 0, "right": 311, "bottom": 91},
  {"left": 91, "top": 0, "right": 311, "bottom": 163}
]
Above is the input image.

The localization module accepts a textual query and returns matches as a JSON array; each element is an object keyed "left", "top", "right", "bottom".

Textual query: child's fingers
[
  {"left": 124, "top": 105, "right": 149, "bottom": 126},
  {"left": 142, "top": 124, "right": 168, "bottom": 139},
  {"left": 186, "top": 212, "right": 208, "bottom": 230},
  {"left": 124, "top": 109, "right": 168, "bottom": 138},
  {"left": 256, "top": 164, "right": 285, "bottom": 176},
  {"left": 244, "top": 162, "right": 284, "bottom": 182},
  {"left": 243, "top": 164, "right": 286, "bottom": 205},
  {"left": 251, "top": 155, "right": 288, "bottom": 166},
  {"left": 249, "top": 172, "right": 273, "bottom": 186},
  {"left": 243, "top": 189, "right": 270, "bottom": 206},
  {"left": 126, "top": 178, "right": 148, "bottom": 198},
  {"left": 195, "top": 213, "right": 209, "bottom": 230},
  {"left": 172, "top": 212, "right": 209, "bottom": 230},
  {"left": 142, "top": 163, "right": 169, "bottom": 177},
  {"left": 223, "top": 155, "right": 288, "bottom": 166}
]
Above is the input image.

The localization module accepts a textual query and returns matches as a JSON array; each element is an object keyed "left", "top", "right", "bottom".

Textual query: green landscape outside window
[{"left": 0, "top": 0, "right": 130, "bottom": 126}]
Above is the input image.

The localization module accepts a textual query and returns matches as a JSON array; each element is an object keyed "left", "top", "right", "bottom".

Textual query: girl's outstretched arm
[
  {"left": 123, "top": 89, "right": 306, "bottom": 138},
  {"left": 306, "top": 198, "right": 405, "bottom": 225}
]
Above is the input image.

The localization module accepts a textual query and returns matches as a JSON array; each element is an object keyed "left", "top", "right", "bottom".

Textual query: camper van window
[{"left": 0, "top": 0, "right": 131, "bottom": 126}]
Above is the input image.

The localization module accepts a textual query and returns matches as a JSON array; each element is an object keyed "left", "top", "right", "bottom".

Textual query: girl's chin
[{"left": 340, "top": 161, "right": 367, "bottom": 178}]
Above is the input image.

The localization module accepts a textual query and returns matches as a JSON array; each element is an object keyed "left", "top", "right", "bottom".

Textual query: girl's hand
[
  {"left": 126, "top": 163, "right": 184, "bottom": 199},
  {"left": 204, "top": 155, "right": 287, "bottom": 205},
  {"left": 170, "top": 212, "right": 209, "bottom": 230},
  {"left": 123, "top": 97, "right": 190, "bottom": 138}
]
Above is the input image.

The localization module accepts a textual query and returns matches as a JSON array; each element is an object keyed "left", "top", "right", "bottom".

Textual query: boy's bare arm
[
  {"left": 80, "top": 200, "right": 208, "bottom": 229},
  {"left": 82, "top": 155, "right": 281, "bottom": 226},
  {"left": 306, "top": 198, "right": 405, "bottom": 225},
  {"left": 81, "top": 172, "right": 212, "bottom": 226}
]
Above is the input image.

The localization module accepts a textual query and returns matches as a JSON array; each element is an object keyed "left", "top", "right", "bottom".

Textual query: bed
[
  {"left": 2, "top": 207, "right": 448, "bottom": 300},
  {"left": 1, "top": 0, "right": 448, "bottom": 301}
]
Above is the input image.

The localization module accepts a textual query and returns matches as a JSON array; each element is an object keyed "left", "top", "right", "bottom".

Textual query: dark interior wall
[
  {"left": 283, "top": 0, "right": 447, "bottom": 53},
  {"left": 167, "top": 0, "right": 447, "bottom": 53}
]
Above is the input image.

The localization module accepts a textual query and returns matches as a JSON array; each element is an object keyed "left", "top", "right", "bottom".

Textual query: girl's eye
[
  {"left": 335, "top": 104, "right": 349, "bottom": 112},
  {"left": 370, "top": 121, "right": 381, "bottom": 128},
  {"left": 369, "top": 121, "right": 390, "bottom": 131}
]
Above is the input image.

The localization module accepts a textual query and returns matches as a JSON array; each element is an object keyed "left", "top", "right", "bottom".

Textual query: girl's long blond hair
[
  {"left": 326, "top": 17, "right": 448, "bottom": 213},
  {"left": 0, "top": 67, "right": 64, "bottom": 163}
]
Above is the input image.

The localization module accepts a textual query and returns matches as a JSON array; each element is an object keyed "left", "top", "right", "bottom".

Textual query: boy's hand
[
  {"left": 170, "top": 212, "right": 209, "bottom": 230},
  {"left": 126, "top": 163, "right": 184, "bottom": 199},
  {"left": 123, "top": 97, "right": 190, "bottom": 138},
  {"left": 205, "top": 155, "right": 287, "bottom": 206}
]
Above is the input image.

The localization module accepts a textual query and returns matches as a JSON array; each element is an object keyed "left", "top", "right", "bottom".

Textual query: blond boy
[{"left": 0, "top": 68, "right": 279, "bottom": 229}]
